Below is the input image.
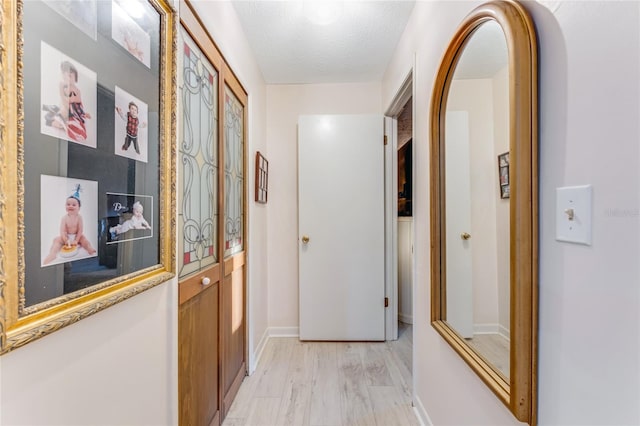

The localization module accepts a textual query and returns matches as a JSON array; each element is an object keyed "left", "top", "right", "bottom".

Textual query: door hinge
[
  {"left": 384, "top": 135, "right": 388, "bottom": 145},
  {"left": 384, "top": 297, "right": 389, "bottom": 307}
]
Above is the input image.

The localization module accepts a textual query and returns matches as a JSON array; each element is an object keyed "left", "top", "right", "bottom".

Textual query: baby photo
[
  {"left": 41, "top": 175, "right": 98, "bottom": 267},
  {"left": 112, "top": 0, "right": 151, "bottom": 68},
  {"left": 43, "top": 0, "right": 97, "bottom": 40},
  {"left": 105, "top": 193, "right": 153, "bottom": 244},
  {"left": 40, "top": 42, "right": 97, "bottom": 148},
  {"left": 114, "top": 86, "right": 149, "bottom": 163}
]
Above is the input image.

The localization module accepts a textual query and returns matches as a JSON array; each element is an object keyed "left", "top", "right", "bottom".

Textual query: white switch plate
[{"left": 556, "top": 185, "right": 592, "bottom": 245}]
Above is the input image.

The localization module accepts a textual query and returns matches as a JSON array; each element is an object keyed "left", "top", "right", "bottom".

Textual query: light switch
[{"left": 556, "top": 185, "right": 592, "bottom": 245}]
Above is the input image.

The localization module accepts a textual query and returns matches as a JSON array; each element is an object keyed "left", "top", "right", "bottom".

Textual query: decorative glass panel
[
  {"left": 224, "top": 87, "right": 244, "bottom": 257},
  {"left": 178, "top": 29, "right": 218, "bottom": 279}
]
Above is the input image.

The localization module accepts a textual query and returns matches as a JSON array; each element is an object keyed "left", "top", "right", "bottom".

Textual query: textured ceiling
[{"left": 231, "top": 1, "right": 416, "bottom": 84}]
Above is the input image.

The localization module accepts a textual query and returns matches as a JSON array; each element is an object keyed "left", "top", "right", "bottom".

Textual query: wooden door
[
  {"left": 178, "top": 271, "right": 220, "bottom": 426},
  {"left": 220, "top": 83, "right": 248, "bottom": 419},
  {"left": 178, "top": 5, "right": 224, "bottom": 425},
  {"left": 298, "top": 114, "right": 385, "bottom": 341}
]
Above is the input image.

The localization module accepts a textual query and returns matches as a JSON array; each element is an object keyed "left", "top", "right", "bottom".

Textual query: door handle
[
  {"left": 460, "top": 232, "right": 471, "bottom": 240},
  {"left": 301, "top": 235, "right": 310, "bottom": 244},
  {"left": 201, "top": 277, "right": 211, "bottom": 286}
]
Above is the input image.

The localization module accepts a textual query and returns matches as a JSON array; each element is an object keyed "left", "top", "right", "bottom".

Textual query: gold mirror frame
[
  {"left": 429, "top": 0, "right": 538, "bottom": 423},
  {"left": 0, "top": 0, "right": 176, "bottom": 354}
]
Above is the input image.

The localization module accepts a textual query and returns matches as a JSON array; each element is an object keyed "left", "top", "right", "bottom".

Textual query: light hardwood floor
[
  {"left": 466, "top": 333, "right": 510, "bottom": 379},
  {"left": 223, "top": 323, "right": 417, "bottom": 426}
]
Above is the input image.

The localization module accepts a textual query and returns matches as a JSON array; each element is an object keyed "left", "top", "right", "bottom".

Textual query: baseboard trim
[
  {"left": 399, "top": 313, "right": 413, "bottom": 324},
  {"left": 473, "top": 323, "right": 499, "bottom": 334},
  {"left": 413, "top": 394, "right": 433, "bottom": 426},
  {"left": 250, "top": 327, "right": 270, "bottom": 374},
  {"left": 269, "top": 326, "right": 300, "bottom": 337},
  {"left": 473, "top": 323, "right": 511, "bottom": 342},
  {"left": 499, "top": 324, "right": 511, "bottom": 341},
  {"left": 250, "top": 327, "right": 300, "bottom": 373}
]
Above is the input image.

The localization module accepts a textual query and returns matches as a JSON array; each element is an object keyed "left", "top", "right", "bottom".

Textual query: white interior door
[
  {"left": 384, "top": 116, "right": 398, "bottom": 341},
  {"left": 445, "top": 111, "right": 474, "bottom": 338},
  {"left": 298, "top": 114, "right": 385, "bottom": 341}
]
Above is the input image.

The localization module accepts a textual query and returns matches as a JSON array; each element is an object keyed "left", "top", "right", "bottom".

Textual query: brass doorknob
[
  {"left": 301, "top": 235, "right": 310, "bottom": 244},
  {"left": 460, "top": 232, "right": 471, "bottom": 240}
]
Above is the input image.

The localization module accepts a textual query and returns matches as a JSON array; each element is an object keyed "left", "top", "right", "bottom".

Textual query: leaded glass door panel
[
  {"left": 224, "top": 87, "right": 244, "bottom": 258},
  {"left": 179, "top": 30, "right": 218, "bottom": 278}
]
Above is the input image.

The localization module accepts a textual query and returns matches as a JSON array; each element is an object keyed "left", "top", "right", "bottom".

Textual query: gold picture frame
[{"left": 0, "top": 0, "right": 176, "bottom": 355}]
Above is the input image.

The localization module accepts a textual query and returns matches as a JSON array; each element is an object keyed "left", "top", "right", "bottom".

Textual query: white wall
[
  {"left": 266, "top": 83, "right": 382, "bottom": 331},
  {"left": 0, "top": 283, "right": 177, "bottom": 425},
  {"left": 382, "top": 0, "right": 640, "bottom": 424},
  {"left": 0, "top": 1, "right": 268, "bottom": 424},
  {"left": 532, "top": 2, "right": 639, "bottom": 424}
]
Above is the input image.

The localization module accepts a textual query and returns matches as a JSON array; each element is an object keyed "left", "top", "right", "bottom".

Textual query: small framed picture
[
  {"left": 105, "top": 193, "right": 153, "bottom": 244},
  {"left": 498, "top": 151, "right": 510, "bottom": 199},
  {"left": 255, "top": 151, "right": 268, "bottom": 204}
]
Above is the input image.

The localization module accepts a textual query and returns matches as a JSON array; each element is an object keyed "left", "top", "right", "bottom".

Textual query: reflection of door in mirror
[
  {"left": 445, "top": 111, "right": 473, "bottom": 338},
  {"left": 444, "top": 21, "right": 510, "bottom": 379}
]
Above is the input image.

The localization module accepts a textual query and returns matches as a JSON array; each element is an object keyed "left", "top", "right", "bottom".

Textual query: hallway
[{"left": 223, "top": 324, "right": 416, "bottom": 425}]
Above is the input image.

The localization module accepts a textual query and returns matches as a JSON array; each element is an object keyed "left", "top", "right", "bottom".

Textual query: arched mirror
[{"left": 429, "top": 1, "right": 538, "bottom": 423}]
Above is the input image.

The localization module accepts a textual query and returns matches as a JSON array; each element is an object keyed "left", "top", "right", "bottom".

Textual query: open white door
[
  {"left": 384, "top": 116, "right": 398, "bottom": 341},
  {"left": 298, "top": 114, "right": 385, "bottom": 341}
]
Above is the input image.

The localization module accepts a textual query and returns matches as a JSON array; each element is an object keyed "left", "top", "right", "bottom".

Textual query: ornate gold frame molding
[{"left": 0, "top": 0, "right": 177, "bottom": 355}]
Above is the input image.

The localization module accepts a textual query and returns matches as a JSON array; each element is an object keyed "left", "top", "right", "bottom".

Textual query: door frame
[{"left": 384, "top": 68, "right": 414, "bottom": 342}]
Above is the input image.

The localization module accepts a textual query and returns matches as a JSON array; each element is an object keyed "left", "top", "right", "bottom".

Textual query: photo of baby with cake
[{"left": 41, "top": 176, "right": 98, "bottom": 267}]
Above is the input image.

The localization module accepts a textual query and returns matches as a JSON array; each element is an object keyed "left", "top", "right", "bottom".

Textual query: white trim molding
[
  {"left": 269, "top": 326, "right": 300, "bottom": 337},
  {"left": 249, "top": 327, "right": 270, "bottom": 374},
  {"left": 413, "top": 394, "right": 433, "bottom": 426},
  {"left": 399, "top": 314, "right": 413, "bottom": 324},
  {"left": 473, "top": 323, "right": 511, "bottom": 342}
]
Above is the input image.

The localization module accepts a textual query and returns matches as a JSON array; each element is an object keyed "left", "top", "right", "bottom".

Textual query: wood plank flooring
[
  {"left": 223, "top": 323, "right": 417, "bottom": 426},
  {"left": 466, "top": 333, "right": 509, "bottom": 379}
]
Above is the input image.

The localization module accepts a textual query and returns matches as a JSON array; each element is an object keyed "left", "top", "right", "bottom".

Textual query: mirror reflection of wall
[
  {"left": 444, "top": 21, "right": 510, "bottom": 378},
  {"left": 397, "top": 99, "right": 412, "bottom": 217}
]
